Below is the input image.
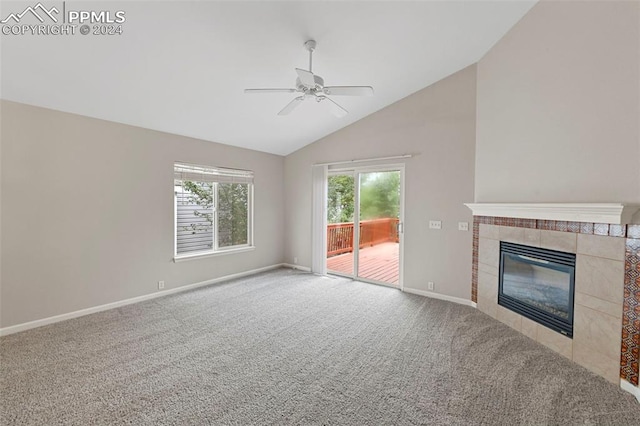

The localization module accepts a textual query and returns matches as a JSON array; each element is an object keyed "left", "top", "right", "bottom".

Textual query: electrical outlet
[
  {"left": 158, "top": 280, "right": 165, "bottom": 290},
  {"left": 458, "top": 222, "right": 469, "bottom": 231},
  {"left": 293, "top": 257, "right": 298, "bottom": 264},
  {"left": 427, "top": 281, "right": 435, "bottom": 291},
  {"left": 429, "top": 220, "right": 442, "bottom": 230}
]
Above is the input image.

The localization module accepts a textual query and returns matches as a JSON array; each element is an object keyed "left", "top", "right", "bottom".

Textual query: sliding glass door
[
  {"left": 357, "top": 171, "right": 401, "bottom": 285},
  {"left": 326, "top": 167, "right": 403, "bottom": 287}
]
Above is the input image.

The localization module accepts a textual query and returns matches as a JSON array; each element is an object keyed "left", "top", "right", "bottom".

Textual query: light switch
[
  {"left": 429, "top": 220, "right": 442, "bottom": 229},
  {"left": 458, "top": 222, "right": 469, "bottom": 231}
]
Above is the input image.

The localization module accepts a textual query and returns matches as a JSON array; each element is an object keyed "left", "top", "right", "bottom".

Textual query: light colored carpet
[{"left": 1, "top": 268, "right": 638, "bottom": 425}]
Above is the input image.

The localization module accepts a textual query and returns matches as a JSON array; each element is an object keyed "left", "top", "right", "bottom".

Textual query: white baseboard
[
  {"left": 0, "top": 263, "right": 284, "bottom": 337},
  {"left": 403, "top": 287, "right": 476, "bottom": 307},
  {"left": 620, "top": 379, "right": 640, "bottom": 403},
  {"left": 282, "top": 263, "right": 312, "bottom": 272}
]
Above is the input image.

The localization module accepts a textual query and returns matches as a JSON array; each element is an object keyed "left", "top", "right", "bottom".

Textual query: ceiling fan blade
[
  {"left": 278, "top": 96, "right": 305, "bottom": 116},
  {"left": 319, "top": 96, "right": 348, "bottom": 118},
  {"left": 295, "top": 68, "right": 316, "bottom": 89},
  {"left": 244, "top": 88, "right": 297, "bottom": 94},
  {"left": 323, "top": 86, "right": 374, "bottom": 96}
]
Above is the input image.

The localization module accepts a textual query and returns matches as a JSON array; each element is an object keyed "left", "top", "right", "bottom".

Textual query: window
[{"left": 174, "top": 163, "right": 253, "bottom": 258}]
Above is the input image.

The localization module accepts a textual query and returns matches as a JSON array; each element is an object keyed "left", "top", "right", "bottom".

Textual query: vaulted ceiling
[{"left": 1, "top": 1, "right": 536, "bottom": 155}]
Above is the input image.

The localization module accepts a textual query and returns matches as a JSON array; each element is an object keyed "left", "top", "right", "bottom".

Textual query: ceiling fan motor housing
[{"left": 296, "top": 75, "right": 324, "bottom": 92}]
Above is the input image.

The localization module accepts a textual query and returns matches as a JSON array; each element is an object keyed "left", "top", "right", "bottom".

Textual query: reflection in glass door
[{"left": 325, "top": 168, "right": 402, "bottom": 287}]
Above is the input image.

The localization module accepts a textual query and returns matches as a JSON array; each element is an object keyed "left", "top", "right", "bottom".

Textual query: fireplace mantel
[{"left": 464, "top": 203, "right": 639, "bottom": 224}]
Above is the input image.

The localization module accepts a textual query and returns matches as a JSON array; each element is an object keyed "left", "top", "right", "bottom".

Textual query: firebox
[{"left": 498, "top": 242, "right": 576, "bottom": 337}]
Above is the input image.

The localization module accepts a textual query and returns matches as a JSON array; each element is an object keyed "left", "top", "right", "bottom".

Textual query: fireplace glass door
[{"left": 499, "top": 242, "right": 575, "bottom": 337}]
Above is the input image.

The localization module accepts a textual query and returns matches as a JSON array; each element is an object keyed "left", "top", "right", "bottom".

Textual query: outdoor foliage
[
  {"left": 180, "top": 181, "right": 249, "bottom": 247},
  {"left": 217, "top": 183, "right": 249, "bottom": 247},
  {"left": 359, "top": 172, "right": 400, "bottom": 220},
  {"left": 182, "top": 181, "right": 214, "bottom": 234},
  {"left": 327, "top": 175, "right": 355, "bottom": 223},
  {"left": 327, "top": 171, "right": 400, "bottom": 223}
]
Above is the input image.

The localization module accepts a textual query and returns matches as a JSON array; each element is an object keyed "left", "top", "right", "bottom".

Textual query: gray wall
[
  {"left": 284, "top": 65, "right": 477, "bottom": 300},
  {"left": 475, "top": 0, "right": 640, "bottom": 204},
  {"left": 7, "top": 0, "right": 636, "bottom": 326},
  {"left": 0, "top": 101, "right": 285, "bottom": 328}
]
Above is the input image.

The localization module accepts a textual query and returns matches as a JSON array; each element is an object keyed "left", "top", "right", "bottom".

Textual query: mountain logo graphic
[{"left": 1, "top": 3, "right": 60, "bottom": 24}]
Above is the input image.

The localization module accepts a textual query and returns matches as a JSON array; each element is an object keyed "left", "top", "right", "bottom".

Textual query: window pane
[
  {"left": 327, "top": 175, "right": 355, "bottom": 224},
  {"left": 176, "top": 181, "right": 214, "bottom": 254},
  {"left": 217, "top": 183, "right": 249, "bottom": 247}
]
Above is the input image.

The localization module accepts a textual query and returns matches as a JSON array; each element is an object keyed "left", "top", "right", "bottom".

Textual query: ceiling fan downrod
[{"left": 304, "top": 40, "right": 316, "bottom": 73}]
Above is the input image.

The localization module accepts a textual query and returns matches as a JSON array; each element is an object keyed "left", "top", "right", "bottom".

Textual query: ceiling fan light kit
[{"left": 244, "top": 40, "right": 374, "bottom": 117}]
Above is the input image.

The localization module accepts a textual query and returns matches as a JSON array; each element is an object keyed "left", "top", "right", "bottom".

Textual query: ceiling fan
[{"left": 244, "top": 40, "right": 374, "bottom": 117}]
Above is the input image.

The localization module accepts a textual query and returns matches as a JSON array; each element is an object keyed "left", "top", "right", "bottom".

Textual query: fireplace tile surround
[{"left": 471, "top": 215, "right": 640, "bottom": 390}]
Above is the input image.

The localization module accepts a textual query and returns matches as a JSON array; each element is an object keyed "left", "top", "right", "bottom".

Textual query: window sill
[{"left": 173, "top": 246, "right": 255, "bottom": 262}]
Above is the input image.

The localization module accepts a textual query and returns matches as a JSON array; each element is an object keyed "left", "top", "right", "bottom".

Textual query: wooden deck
[{"left": 327, "top": 242, "right": 399, "bottom": 286}]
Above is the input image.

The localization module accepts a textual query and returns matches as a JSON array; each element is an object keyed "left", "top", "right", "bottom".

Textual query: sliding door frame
[{"left": 326, "top": 163, "right": 405, "bottom": 290}]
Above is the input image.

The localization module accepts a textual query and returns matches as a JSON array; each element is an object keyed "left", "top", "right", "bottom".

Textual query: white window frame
[{"left": 174, "top": 163, "right": 255, "bottom": 262}]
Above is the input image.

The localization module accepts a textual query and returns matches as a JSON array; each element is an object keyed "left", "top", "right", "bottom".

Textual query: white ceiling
[{"left": 1, "top": 1, "right": 536, "bottom": 155}]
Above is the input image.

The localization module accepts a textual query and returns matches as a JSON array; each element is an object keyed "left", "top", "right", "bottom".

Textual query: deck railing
[{"left": 327, "top": 218, "right": 399, "bottom": 257}]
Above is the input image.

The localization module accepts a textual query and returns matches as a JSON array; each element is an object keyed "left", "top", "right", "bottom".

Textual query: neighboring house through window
[{"left": 174, "top": 162, "right": 253, "bottom": 258}]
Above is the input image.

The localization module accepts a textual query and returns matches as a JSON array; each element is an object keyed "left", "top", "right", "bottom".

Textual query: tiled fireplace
[{"left": 466, "top": 203, "right": 640, "bottom": 396}]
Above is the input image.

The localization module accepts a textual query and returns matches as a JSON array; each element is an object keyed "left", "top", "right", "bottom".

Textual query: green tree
[
  {"left": 327, "top": 175, "right": 354, "bottom": 223},
  {"left": 181, "top": 181, "right": 249, "bottom": 247},
  {"left": 217, "top": 183, "right": 249, "bottom": 247},
  {"left": 327, "top": 172, "right": 400, "bottom": 223},
  {"left": 359, "top": 172, "right": 400, "bottom": 220}
]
